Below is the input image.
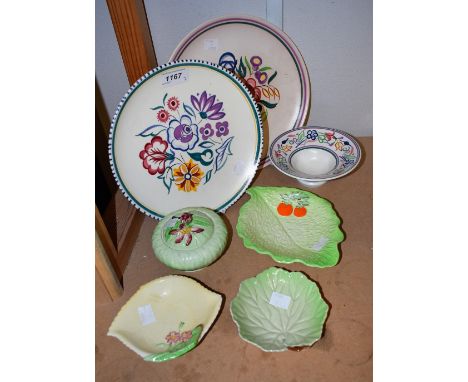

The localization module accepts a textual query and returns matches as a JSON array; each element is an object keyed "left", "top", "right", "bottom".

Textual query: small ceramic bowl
[
  {"left": 231, "top": 267, "right": 329, "bottom": 352},
  {"left": 108, "top": 275, "right": 222, "bottom": 362},
  {"left": 269, "top": 126, "right": 361, "bottom": 187},
  {"left": 152, "top": 207, "right": 227, "bottom": 271}
]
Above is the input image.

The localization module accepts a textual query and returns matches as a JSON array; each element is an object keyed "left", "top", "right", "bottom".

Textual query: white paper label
[
  {"left": 161, "top": 69, "right": 189, "bottom": 87},
  {"left": 269, "top": 292, "right": 291, "bottom": 310},
  {"left": 312, "top": 236, "right": 329, "bottom": 251},
  {"left": 233, "top": 160, "right": 246, "bottom": 176},
  {"left": 204, "top": 38, "right": 218, "bottom": 50},
  {"left": 138, "top": 304, "right": 156, "bottom": 326}
]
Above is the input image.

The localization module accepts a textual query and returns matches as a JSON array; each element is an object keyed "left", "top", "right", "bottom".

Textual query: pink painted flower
[
  {"left": 167, "top": 96, "right": 180, "bottom": 111},
  {"left": 139, "top": 136, "right": 169, "bottom": 175},
  {"left": 180, "top": 331, "right": 193, "bottom": 342},
  {"left": 165, "top": 331, "right": 181, "bottom": 345},
  {"left": 157, "top": 109, "right": 170, "bottom": 123},
  {"left": 169, "top": 214, "right": 204, "bottom": 246}
]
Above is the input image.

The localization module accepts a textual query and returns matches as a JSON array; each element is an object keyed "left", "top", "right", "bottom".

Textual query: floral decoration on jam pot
[
  {"left": 165, "top": 212, "right": 205, "bottom": 246},
  {"left": 138, "top": 91, "right": 235, "bottom": 193},
  {"left": 277, "top": 192, "right": 310, "bottom": 217},
  {"left": 218, "top": 52, "right": 280, "bottom": 121}
]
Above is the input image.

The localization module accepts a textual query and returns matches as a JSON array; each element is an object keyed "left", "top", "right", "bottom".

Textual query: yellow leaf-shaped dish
[{"left": 108, "top": 275, "right": 222, "bottom": 362}]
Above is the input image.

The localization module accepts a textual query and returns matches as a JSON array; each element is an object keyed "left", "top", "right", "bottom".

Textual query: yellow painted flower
[{"left": 173, "top": 159, "right": 204, "bottom": 192}]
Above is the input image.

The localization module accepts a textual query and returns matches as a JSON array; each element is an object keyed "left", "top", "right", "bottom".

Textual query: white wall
[{"left": 96, "top": 0, "right": 372, "bottom": 136}]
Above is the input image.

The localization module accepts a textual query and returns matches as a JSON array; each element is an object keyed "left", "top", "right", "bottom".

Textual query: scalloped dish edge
[{"left": 236, "top": 187, "right": 345, "bottom": 268}]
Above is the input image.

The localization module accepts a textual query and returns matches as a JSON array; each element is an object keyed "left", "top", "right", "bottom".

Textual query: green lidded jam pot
[{"left": 152, "top": 207, "right": 227, "bottom": 271}]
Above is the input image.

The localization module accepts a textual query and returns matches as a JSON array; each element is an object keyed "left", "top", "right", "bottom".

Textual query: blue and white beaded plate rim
[
  {"left": 109, "top": 59, "right": 263, "bottom": 220},
  {"left": 269, "top": 126, "right": 361, "bottom": 184}
]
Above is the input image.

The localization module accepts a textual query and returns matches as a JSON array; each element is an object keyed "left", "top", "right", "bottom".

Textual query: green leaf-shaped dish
[
  {"left": 231, "top": 267, "right": 329, "bottom": 352},
  {"left": 236, "top": 186, "right": 344, "bottom": 267}
]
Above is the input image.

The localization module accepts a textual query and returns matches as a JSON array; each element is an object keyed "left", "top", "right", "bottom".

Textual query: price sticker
[
  {"left": 138, "top": 304, "right": 156, "bottom": 326},
  {"left": 312, "top": 236, "right": 329, "bottom": 251},
  {"left": 269, "top": 292, "right": 291, "bottom": 310},
  {"left": 161, "top": 69, "right": 189, "bottom": 87},
  {"left": 204, "top": 38, "right": 218, "bottom": 50}
]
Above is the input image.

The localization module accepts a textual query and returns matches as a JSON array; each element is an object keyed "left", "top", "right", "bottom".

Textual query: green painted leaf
[
  {"left": 144, "top": 325, "right": 203, "bottom": 362},
  {"left": 258, "top": 99, "right": 278, "bottom": 109},
  {"left": 183, "top": 103, "right": 195, "bottom": 117},
  {"left": 231, "top": 267, "right": 329, "bottom": 351},
  {"left": 259, "top": 66, "right": 272, "bottom": 72},
  {"left": 150, "top": 105, "right": 164, "bottom": 110},
  {"left": 268, "top": 71, "right": 277, "bottom": 84},
  {"left": 188, "top": 149, "right": 214, "bottom": 166},
  {"left": 162, "top": 93, "right": 168, "bottom": 104},
  {"left": 236, "top": 186, "right": 344, "bottom": 267},
  {"left": 199, "top": 141, "right": 214, "bottom": 148},
  {"left": 244, "top": 56, "right": 252, "bottom": 75},
  {"left": 157, "top": 167, "right": 173, "bottom": 194},
  {"left": 237, "top": 58, "right": 247, "bottom": 78},
  {"left": 204, "top": 169, "right": 213, "bottom": 184},
  {"left": 136, "top": 125, "right": 166, "bottom": 137}
]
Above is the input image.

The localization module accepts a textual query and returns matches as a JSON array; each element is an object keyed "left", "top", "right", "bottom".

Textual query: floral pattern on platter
[
  {"left": 166, "top": 212, "right": 205, "bottom": 247},
  {"left": 218, "top": 52, "right": 280, "bottom": 121},
  {"left": 272, "top": 129, "right": 358, "bottom": 175},
  {"left": 137, "top": 92, "right": 235, "bottom": 193}
]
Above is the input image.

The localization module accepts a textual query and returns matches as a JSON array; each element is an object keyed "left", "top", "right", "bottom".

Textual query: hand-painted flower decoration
[
  {"left": 191, "top": 91, "right": 225, "bottom": 120},
  {"left": 215, "top": 121, "right": 229, "bottom": 137},
  {"left": 250, "top": 56, "right": 262, "bottom": 70},
  {"left": 307, "top": 129, "right": 318, "bottom": 140},
  {"left": 157, "top": 109, "right": 170, "bottom": 123},
  {"left": 244, "top": 78, "right": 262, "bottom": 102},
  {"left": 173, "top": 159, "right": 204, "bottom": 192},
  {"left": 167, "top": 96, "right": 180, "bottom": 111},
  {"left": 199, "top": 123, "right": 214, "bottom": 140},
  {"left": 179, "top": 331, "right": 193, "bottom": 342},
  {"left": 255, "top": 70, "right": 268, "bottom": 84},
  {"left": 167, "top": 115, "right": 199, "bottom": 151},
  {"left": 165, "top": 331, "right": 181, "bottom": 345},
  {"left": 139, "top": 136, "right": 171, "bottom": 175},
  {"left": 169, "top": 221, "right": 204, "bottom": 246},
  {"left": 218, "top": 52, "right": 237, "bottom": 71},
  {"left": 179, "top": 213, "right": 193, "bottom": 224}
]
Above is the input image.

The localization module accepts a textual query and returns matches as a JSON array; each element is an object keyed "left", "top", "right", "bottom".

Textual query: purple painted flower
[
  {"left": 190, "top": 91, "right": 225, "bottom": 120},
  {"left": 255, "top": 70, "right": 268, "bottom": 84},
  {"left": 199, "top": 123, "right": 214, "bottom": 140},
  {"left": 215, "top": 121, "right": 229, "bottom": 137},
  {"left": 250, "top": 56, "right": 262, "bottom": 70},
  {"left": 167, "top": 115, "right": 199, "bottom": 151}
]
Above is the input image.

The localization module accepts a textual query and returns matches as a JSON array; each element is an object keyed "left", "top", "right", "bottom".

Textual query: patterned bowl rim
[{"left": 268, "top": 126, "right": 362, "bottom": 182}]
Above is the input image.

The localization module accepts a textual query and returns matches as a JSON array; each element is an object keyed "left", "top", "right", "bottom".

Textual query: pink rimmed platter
[
  {"left": 170, "top": 15, "right": 311, "bottom": 167},
  {"left": 109, "top": 60, "right": 263, "bottom": 219}
]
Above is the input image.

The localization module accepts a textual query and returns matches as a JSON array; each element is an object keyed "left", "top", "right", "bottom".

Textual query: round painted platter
[
  {"left": 170, "top": 15, "right": 311, "bottom": 167},
  {"left": 109, "top": 60, "right": 263, "bottom": 219}
]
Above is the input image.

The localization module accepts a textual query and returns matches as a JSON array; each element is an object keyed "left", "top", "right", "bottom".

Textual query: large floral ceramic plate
[
  {"left": 108, "top": 275, "right": 222, "bottom": 362},
  {"left": 109, "top": 60, "right": 263, "bottom": 219},
  {"left": 236, "top": 186, "right": 344, "bottom": 267},
  {"left": 170, "top": 16, "right": 311, "bottom": 167},
  {"left": 231, "top": 267, "right": 328, "bottom": 352}
]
